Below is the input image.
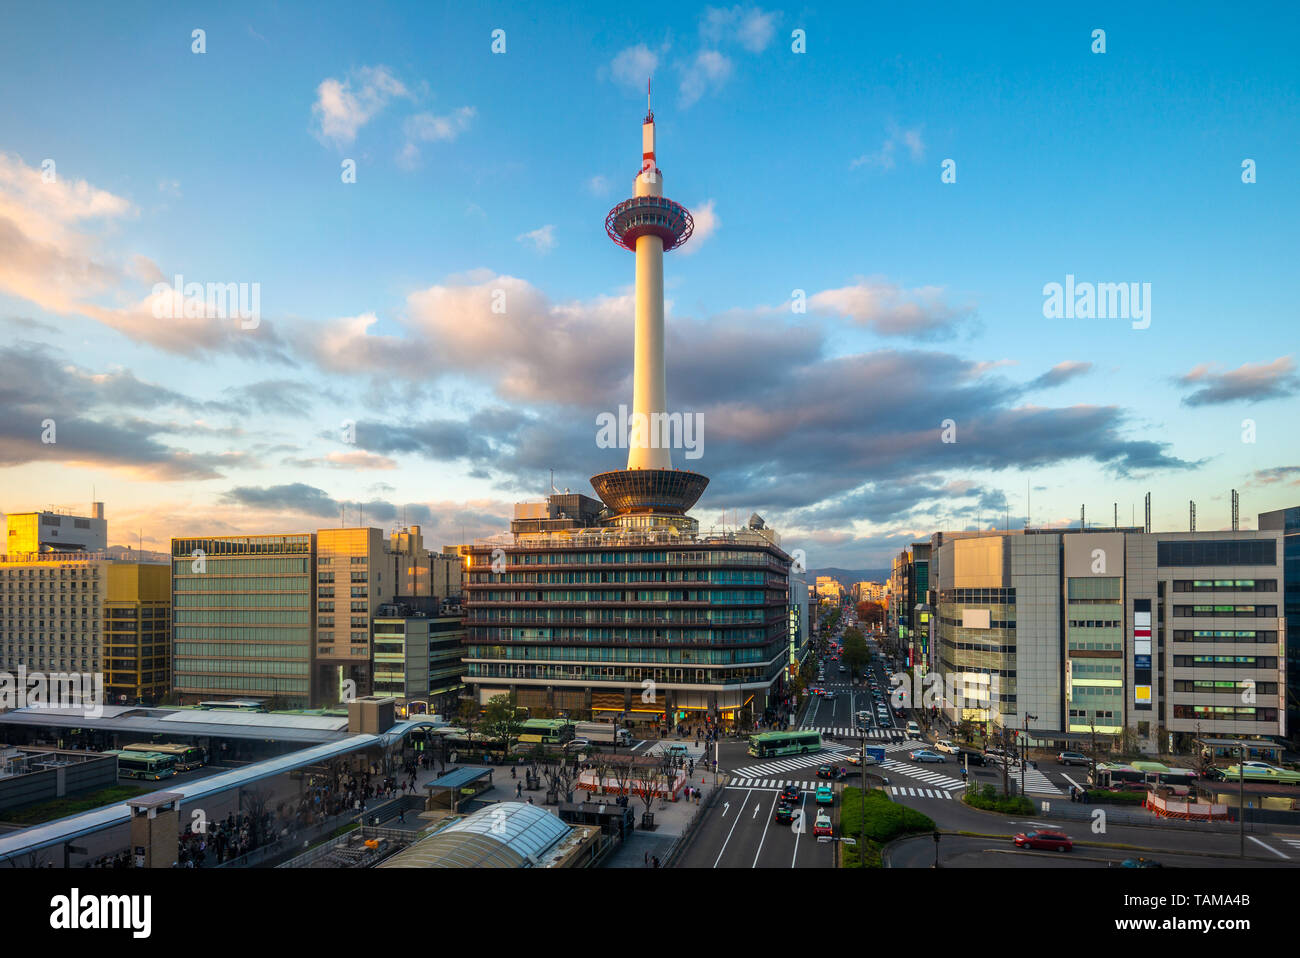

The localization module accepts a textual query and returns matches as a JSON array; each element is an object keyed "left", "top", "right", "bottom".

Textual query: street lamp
[{"left": 1022, "top": 713, "right": 1038, "bottom": 796}]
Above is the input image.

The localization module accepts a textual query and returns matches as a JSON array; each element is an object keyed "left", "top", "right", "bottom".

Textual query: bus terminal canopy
[{"left": 1196, "top": 738, "right": 1282, "bottom": 762}]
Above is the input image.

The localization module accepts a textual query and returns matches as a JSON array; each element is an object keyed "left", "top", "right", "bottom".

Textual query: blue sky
[{"left": 0, "top": 1, "right": 1297, "bottom": 567}]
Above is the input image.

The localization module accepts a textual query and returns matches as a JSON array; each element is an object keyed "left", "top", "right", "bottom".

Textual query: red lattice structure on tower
[{"left": 605, "top": 194, "right": 694, "bottom": 252}]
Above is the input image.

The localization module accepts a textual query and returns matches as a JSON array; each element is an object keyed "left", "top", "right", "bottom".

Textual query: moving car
[
  {"left": 1120, "top": 857, "right": 1162, "bottom": 868},
  {"left": 1013, "top": 830, "right": 1072, "bottom": 852},
  {"left": 905, "top": 721, "right": 921, "bottom": 740},
  {"left": 934, "top": 739, "right": 960, "bottom": 754},
  {"left": 815, "top": 784, "right": 834, "bottom": 805},
  {"left": 816, "top": 764, "right": 836, "bottom": 779},
  {"left": 956, "top": 748, "right": 986, "bottom": 767},
  {"left": 1057, "top": 751, "right": 1089, "bottom": 766},
  {"left": 813, "top": 811, "right": 833, "bottom": 837},
  {"left": 564, "top": 738, "right": 590, "bottom": 751},
  {"left": 909, "top": 749, "right": 946, "bottom": 763},
  {"left": 774, "top": 802, "right": 795, "bottom": 825},
  {"left": 780, "top": 784, "right": 800, "bottom": 803},
  {"left": 984, "top": 747, "right": 1020, "bottom": 767}
]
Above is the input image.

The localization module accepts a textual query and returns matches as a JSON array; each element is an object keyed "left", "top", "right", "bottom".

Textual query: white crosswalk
[
  {"left": 879, "top": 758, "right": 966, "bottom": 790},
  {"left": 1275, "top": 836, "right": 1300, "bottom": 855},
  {"left": 1010, "top": 765, "right": 1065, "bottom": 795},
  {"left": 726, "top": 778, "right": 837, "bottom": 791},
  {"left": 641, "top": 742, "right": 708, "bottom": 759},
  {"left": 798, "top": 726, "right": 902, "bottom": 740},
  {"left": 886, "top": 786, "right": 955, "bottom": 800},
  {"left": 731, "top": 746, "right": 852, "bottom": 779}
]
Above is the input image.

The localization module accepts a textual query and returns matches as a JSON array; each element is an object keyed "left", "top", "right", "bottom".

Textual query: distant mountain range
[{"left": 807, "top": 567, "right": 890, "bottom": 587}]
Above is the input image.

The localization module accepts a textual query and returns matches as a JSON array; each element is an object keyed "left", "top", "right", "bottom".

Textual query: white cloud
[
  {"left": 515, "top": 224, "right": 556, "bottom": 253},
  {"left": 398, "top": 107, "right": 476, "bottom": 167},
  {"left": 851, "top": 124, "right": 926, "bottom": 171},
  {"left": 611, "top": 44, "right": 659, "bottom": 87},
  {"left": 701, "top": 6, "right": 778, "bottom": 52},
  {"left": 586, "top": 174, "right": 612, "bottom": 196},
  {"left": 680, "top": 50, "right": 733, "bottom": 107},
  {"left": 679, "top": 199, "right": 718, "bottom": 254},
  {"left": 807, "top": 277, "right": 972, "bottom": 338},
  {"left": 312, "top": 65, "right": 409, "bottom": 146}
]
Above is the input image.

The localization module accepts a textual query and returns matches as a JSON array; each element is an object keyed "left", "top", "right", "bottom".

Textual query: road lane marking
[
  {"left": 713, "top": 787, "right": 754, "bottom": 868},
  {"left": 791, "top": 793, "right": 808, "bottom": 868},
  {"left": 752, "top": 791, "right": 780, "bottom": 867},
  {"left": 1247, "top": 836, "right": 1289, "bottom": 859},
  {"left": 1062, "top": 773, "right": 1081, "bottom": 790}
]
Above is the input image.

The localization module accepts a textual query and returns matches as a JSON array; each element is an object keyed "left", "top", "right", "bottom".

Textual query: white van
[{"left": 905, "top": 721, "right": 921, "bottom": 740}]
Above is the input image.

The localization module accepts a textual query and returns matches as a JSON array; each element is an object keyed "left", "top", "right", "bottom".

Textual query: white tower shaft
[{"left": 628, "top": 116, "right": 671, "bottom": 471}]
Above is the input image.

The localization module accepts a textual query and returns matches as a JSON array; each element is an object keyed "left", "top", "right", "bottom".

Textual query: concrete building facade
[{"left": 929, "top": 527, "right": 1285, "bottom": 749}]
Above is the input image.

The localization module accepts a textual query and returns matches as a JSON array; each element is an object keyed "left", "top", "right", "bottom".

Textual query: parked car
[
  {"left": 813, "top": 811, "right": 833, "bottom": 837},
  {"left": 1014, "top": 830, "right": 1072, "bottom": 852},
  {"left": 909, "top": 749, "right": 946, "bottom": 763},
  {"left": 1057, "top": 751, "right": 1089, "bottom": 766}
]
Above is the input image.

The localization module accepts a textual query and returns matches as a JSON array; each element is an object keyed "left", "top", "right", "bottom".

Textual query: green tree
[
  {"left": 483, "top": 693, "right": 525, "bottom": 753},
  {"left": 842, "top": 627, "right": 868, "bottom": 675}
]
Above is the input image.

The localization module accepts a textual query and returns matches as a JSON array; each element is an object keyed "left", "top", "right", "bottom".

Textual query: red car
[{"left": 1013, "top": 830, "right": 1072, "bottom": 852}]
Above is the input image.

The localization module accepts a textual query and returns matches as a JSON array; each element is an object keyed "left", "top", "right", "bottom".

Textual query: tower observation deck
[{"left": 591, "top": 90, "right": 708, "bottom": 531}]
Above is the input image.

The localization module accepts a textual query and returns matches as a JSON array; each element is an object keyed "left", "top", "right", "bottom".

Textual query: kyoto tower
[{"left": 591, "top": 85, "right": 709, "bottom": 532}]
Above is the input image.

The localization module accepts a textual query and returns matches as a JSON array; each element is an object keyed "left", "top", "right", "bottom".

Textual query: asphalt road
[
  {"left": 886, "top": 832, "right": 1295, "bottom": 869},
  {"left": 675, "top": 781, "right": 839, "bottom": 868}
]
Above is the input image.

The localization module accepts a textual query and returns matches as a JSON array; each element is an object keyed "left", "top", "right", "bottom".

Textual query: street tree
[
  {"left": 483, "top": 693, "right": 525, "bottom": 754},
  {"left": 842, "top": 627, "right": 868, "bottom": 675}
]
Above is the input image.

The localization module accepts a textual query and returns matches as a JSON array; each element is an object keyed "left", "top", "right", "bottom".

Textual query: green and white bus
[
  {"left": 518, "top": 718, "right": 575, "bottom": 746},
  {"left": 106, "top": 750, "right": 178, "bottom": 781},
  {"left": 123, "top": 742, "right": 208, "bottom": 771},
  {"left": 747, "top": 730, "right": 822, "bottom": 758}
]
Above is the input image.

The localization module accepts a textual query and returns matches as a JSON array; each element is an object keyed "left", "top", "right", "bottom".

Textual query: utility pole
[
  {"left": 1239, "top": 743, "right": 1246, "bottom": 858},
  {"left": 1022, "top": 713, "right": 1038, "bottom": 797}
]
